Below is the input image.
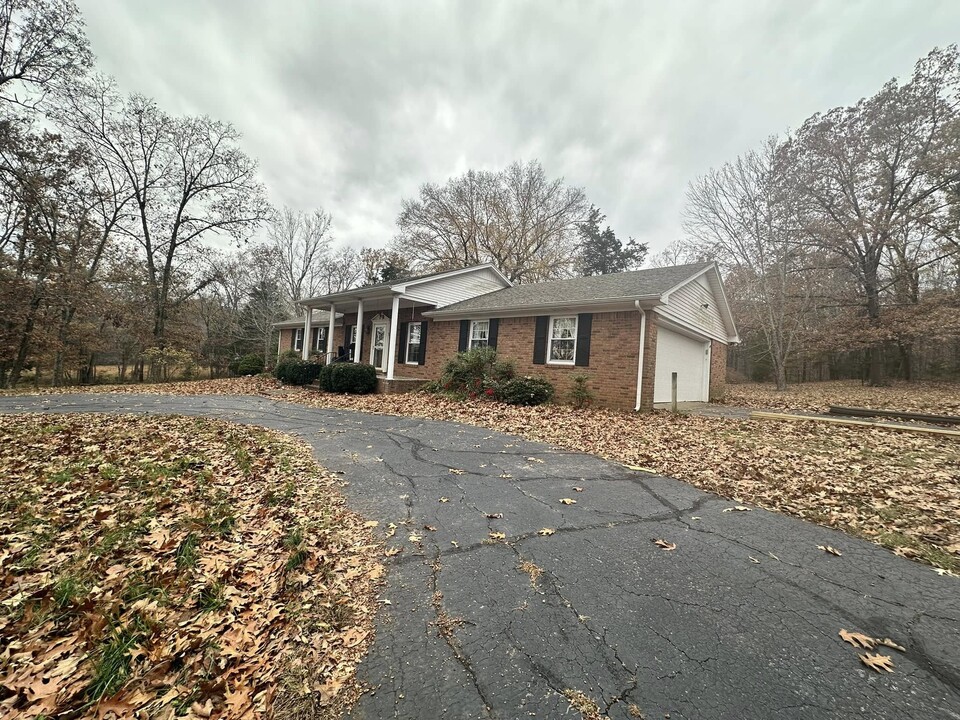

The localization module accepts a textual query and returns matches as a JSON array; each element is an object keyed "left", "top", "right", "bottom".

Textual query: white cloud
[{"left": 76, "top": 0, "right": 960, "bottom": 254}]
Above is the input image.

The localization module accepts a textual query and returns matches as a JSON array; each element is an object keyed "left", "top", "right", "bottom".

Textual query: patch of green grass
[
  {"left": 52, "top": 573, "right": 89, "bottom": 609},
  {"left": 877, "top": 531, "right": 960, "bottom": 575},
  {"left": 286, "top": 549, "right": 309, "bottom": 571},
  {"left": 122, "top": 572, "right": 169, "bottom": 605},
  {"left": 197, "top": 582, "right": 226, "bottom": 612},
  {"left": 94, "top": 516, "right": 151, "bottom": 557},
  {"left": 87, "top": 622, "right": 146, "bottom": 701},
  {"left": 282, "top": 527, "right": 304, "bottom": 550},
  {"left": 175, "top": 532, "right": 200, "bottom": 570},
  {"left": 50, "top": 468, "right": 76, "bottom": 484}
]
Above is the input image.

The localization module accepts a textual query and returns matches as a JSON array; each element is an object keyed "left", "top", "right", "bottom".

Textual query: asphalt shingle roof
[{"left": 432, "top": 262, "right": 713, "bottom": 314}]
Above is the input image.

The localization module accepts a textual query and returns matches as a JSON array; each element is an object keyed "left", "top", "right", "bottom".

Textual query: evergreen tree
[{"left": 575, "top": 206, "right": 647, "bottom": 276}]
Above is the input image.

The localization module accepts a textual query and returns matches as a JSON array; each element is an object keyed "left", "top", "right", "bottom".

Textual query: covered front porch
[{"left": 298, "top": 286, "right": 433, "bottom": 381}]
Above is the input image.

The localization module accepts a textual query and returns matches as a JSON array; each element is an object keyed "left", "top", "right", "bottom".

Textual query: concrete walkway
[{"left": 1, "top": 393, "right": 958, "bottom": 719}]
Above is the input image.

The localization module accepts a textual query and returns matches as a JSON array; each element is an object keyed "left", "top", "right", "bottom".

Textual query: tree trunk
[{"left": 864, "top": 274, "right": 885, "bottom": 387}]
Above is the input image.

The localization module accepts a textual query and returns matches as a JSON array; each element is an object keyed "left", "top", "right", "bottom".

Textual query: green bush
[
  {"left": 325, "top": 363, "right": 377, "bottom": 394},
  {"left": 498, "top": 376, "right": 555, "bottom": 406},
  {"left": 568, "top": 374, "right": 594, "bottom": 409},
  {"left": 436, "top": 347, "right": 514, "bottom": 398},
  {"left": 317, "top": 363, "right": 334, "bottom": 392},
  {"left": 230, "top": 354, "right": 265, "bottom": 376},
  {"left": 273, "top": 357, "right": 323, "bottom": 385}
]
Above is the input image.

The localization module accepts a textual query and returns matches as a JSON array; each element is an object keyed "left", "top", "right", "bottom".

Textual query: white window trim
[
  {"left": 313, "top": 327, "right": 327, "bottom": 352},
  {"left": 469, "top": 319, "right": 490, "bottom": 351},
  {"left": 405, "top": 323, "right": 422, "bottom": 365},
  {"left": 349, "top": 325, "right": 358, "bottom": 361},
  {"left": 547, "top": 315, "right": 577, "bottom": 366},
  {"left": 293, "top": 327, "right": 304, "bottom": 352}
]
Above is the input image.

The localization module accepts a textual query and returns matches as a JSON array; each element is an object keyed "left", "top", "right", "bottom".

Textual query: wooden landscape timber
[
  {"left": 749, "top": 410, "right": 960, "bottom": 439},
  {"left": 828, "top": 406, "right": 960, "bottom": 426}
]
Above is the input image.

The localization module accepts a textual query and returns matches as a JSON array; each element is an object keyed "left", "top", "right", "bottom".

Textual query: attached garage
[{"left": 654, "top": 325, "right": 711, "bottom": 403}]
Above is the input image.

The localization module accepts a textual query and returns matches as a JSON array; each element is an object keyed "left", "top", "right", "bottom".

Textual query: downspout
[{"left": 634, "top": 301, "right": 646, "bottom": 411}]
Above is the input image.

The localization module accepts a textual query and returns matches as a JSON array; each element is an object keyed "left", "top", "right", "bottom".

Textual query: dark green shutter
[
  {"left": 290, "top": 330, "right": 296, "bottom": 350},
  {"left": 397, "top": 322, "right": 408, "bottom": 363},
  {"left": 488, "top": 318, "right": 499, "bottom": 349},
  {"left": 418, "top": 321, "right": 428, "bottom": 365},
  {"left": 575, "top": 313, "right": 592, "bottom": 367},
  {"left": 344, "top": 324, "right": 352, "bottom": 347},
  {"left": 533, "top": 316, "right": 549, "bottom": 365},
  {"left": 458, "top": 320, "right": 470, "bottom": 352}
]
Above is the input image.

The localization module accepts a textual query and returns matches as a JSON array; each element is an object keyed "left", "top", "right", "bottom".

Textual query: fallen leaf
[
  {"left": 748, "top": 556, "right": 761, "bottom": 564},
  {"left": 722, "top": 506, "right": 751, "bottom": 513},
  {"left": 408, "top": 534, "right": 422, "bottom": 543},
  {"left": 526, "top": 457, "right": 545, "bottom": 464},
  {"left": 449, "top": 468, "right": 465, "bottom": 475},
  {"left": 439, "top": 497, "right": 449, "bottom": 503},
  {"left": 875, "top": 637, "right": 906, "bottom": 652},
  {"left": 860, "top": 653, "right": 895, "bottom": 673},
  {"left": 385, "top": 546, "right": 403, "bottom": 557},
  {"left": 839, "top": 629, "right": 875, "bottom": 649},
  {"left": 450, "top": 540, "right": 459, "bottom": 548},
  {"left": 489, "top": 532, "right": 506, "bottom": 540},
  {"left": 573, "top": 487, "right": 584, "bottom": 492},
  {"left": 538, "top": 528, "right": 556, "bottom": 536},
  {"left": 499, "top": 473, "right": 513, "bottom": 479},
  {"left": 423, "top": 525, "right": 437, "bottom": 532},
  {"left": 485, "top": 512, "right": 503, "bottom": 519},
  {"left": 559, "top": 498, "right": 577, "bottom": 505},
  {"left": 653, "top": 539, "right": 676, "bottom": 551},
  {"left": 817, "top": 545, "right": 842, "bottom": 556}
]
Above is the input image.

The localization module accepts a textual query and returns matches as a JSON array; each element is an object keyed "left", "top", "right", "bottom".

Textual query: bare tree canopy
[
  {"left": 0, "top": 0, "right": 91, "bottom": 103},
  {"left": 394, "top": 160, "right": 589, "bottom": 283},
  {"left": 268, "top": 206, "right": 333, "bottom": 307},
  {"left": 684, "top": 45, "right": 960, "bottom": 386}
]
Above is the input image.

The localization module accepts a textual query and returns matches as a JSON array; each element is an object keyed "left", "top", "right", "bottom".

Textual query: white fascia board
[{"left": 655, "top": 306, "right": 729, "bottom": 344}]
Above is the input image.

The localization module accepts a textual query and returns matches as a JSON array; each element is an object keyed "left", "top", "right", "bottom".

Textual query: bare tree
[
  {"left": 320, "top": 244, "right": 363, "bottom": 294},
  {"left": 268, "top": 206, "right": 333, "bottom": 308},
  {"left": 395, "top": 160, "right": 589, "bottom": 283},
  {"left": 685, "top": 137, "right": 816, "bottom": 390},
  {"left": 0, "top": 0, "right": 91, "bottom": 104},
  {"left": 53, "top": 78, "right": 272, "bottom": 361}
]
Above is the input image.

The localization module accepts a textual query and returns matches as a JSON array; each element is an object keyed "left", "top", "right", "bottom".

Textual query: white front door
[{"left": 370, "top": 322, "right": 389, "bottom": 372}]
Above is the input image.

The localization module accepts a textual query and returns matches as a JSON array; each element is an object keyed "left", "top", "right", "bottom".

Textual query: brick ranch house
[{"left": 274, "top": 262, "right": 739, "bottom": 411}]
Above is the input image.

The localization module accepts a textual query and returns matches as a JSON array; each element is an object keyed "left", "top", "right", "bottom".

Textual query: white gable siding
[
  {"left": 659, "top": 275, "right": 728, "bottom": 342},
  {"left": 405, "top": 267, "right": 508, "bottom": 308}
]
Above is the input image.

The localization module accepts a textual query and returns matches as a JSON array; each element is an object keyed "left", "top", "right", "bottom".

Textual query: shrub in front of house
[
  {"left": 273, "top": 357, "right": 323, "bottom": 386},
  {"left": 497, "top": 376, "right": 555, "bottom": 406},
  {"left": 230, "top": 354, "right": 265, "bottom": 376},
  {"left": 437, "top": 347, "right": 515, "bottom": 398},
  {"left": 325, "top": 363, "right": 377, "bottom": 394}
]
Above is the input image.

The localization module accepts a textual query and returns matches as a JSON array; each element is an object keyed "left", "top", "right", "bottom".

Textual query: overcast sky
[{"left": 76, "top": 0, "right": 960, "bottom": 256}]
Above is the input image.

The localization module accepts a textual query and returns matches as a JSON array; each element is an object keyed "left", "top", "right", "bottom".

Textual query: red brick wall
[
  {"left": 709, "top": 339, "right": 727, "bottom": 401},
  {"left": 639, "top": 313, "right": 658, "bottom": 412}
]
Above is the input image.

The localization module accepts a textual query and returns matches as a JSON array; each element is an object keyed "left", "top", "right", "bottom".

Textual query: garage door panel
[{"left": 654, "top": 327, "right": 708, "bottom": 403}]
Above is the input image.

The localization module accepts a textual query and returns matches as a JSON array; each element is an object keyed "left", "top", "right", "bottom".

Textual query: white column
[
  {"left": 326, "top": 303, "right": 336, "bottom": 363},
  {"left": 301, "top": 306, "right": 311, "bottom": 360},
  {"left": 354, "top": 299, "right": 364, "bottom": 362},
  {"left": 386, "top": 295, "right": 400, "bottom": 380}
]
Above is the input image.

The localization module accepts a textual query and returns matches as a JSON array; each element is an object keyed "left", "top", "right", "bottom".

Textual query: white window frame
[
  {"left": 405, "top": 323, "right": 422, "bottom": 365},
  {"left": 293, "top": 327, "right": 304, "bottom": 352},
  {"left": 349, "top": 325, "right": 358, "bottom": 361},
  {"left": 312, "top": 326, "right": 327, "bottom": 352},
  {"left": 547, "top": 315, "right": 577, "bottom": 366},
  {"left": 469, "top": 320, "right": 490, "bottom": 350}
]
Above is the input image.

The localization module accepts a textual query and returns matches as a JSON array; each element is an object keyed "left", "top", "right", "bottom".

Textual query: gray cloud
[{"left": 77, "top": 0, "right": 960, "bottom": 254}]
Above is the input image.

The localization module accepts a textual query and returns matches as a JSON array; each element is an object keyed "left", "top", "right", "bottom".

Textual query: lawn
[
  {"left": 7, "top": 376, "right": 960, "bottom": 574},
  {"left": 0, "top": 413, "right": 382, "bottom": 719}
]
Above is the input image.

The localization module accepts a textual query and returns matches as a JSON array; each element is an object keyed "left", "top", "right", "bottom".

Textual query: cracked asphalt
[{"left": 2, "top": 393, "right": 959, "bottom": 720}]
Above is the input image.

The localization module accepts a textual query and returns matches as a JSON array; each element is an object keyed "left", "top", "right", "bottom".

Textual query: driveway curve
[{"left": 1, "top": 393, "right": 958, "bottom": 720}]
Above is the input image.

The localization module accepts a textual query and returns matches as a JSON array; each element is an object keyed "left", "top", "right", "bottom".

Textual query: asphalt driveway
[{"left": 1, "top": 393, "right": 958, "bottom": 719}]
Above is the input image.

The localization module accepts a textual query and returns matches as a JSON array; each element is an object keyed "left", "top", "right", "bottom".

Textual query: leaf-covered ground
[
  {"left": 0, "top": 413, "right": 382, "bottom": 719},
  {"left": 726, "top": 379, "right": 960, "bottom": 416},
  {"left": 5, "top": 376, "right": 959, "bottom": 573}
]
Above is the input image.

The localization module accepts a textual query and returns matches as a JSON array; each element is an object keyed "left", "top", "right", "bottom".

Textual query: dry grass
[{"left": 0, "top": 413, "right": 382, "bottom": 719}]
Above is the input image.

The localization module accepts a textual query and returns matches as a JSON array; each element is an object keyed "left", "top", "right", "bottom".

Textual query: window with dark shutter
[
  {"left": 574, "top": 313, "right": 592, "bottom": 366},
  {"left": 458, "top": 319, "right": 470, "bottom": 352},
  {"left": 418, "top": 321, "right": 428, "bottom": 365},
  {"left": 488, "top": 318, "right": 499, "bottom": 349},
  {"left": 533, "top": 316, "right": 549, "bottom": 364},
  {"left": 397, "top": 322, "right": 408, "bottom": 363}
]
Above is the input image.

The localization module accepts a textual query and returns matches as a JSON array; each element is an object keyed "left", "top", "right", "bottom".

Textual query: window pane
[
  {"left": 552, "top": 317, "right": 576, "bottom": 339},
  {"left": 407, "top": 324, "right": 421, "bottom": 363},
  {"left": 550, "top": 339, "right": 575, "bottom": 361},
  {"left": 471, "top": 321, "right": 488, "bottom": 340}
]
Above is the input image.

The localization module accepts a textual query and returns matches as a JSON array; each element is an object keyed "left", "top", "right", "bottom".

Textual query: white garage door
[{"left": 654, "top": 327, "right": 710, "bottom": 403}]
